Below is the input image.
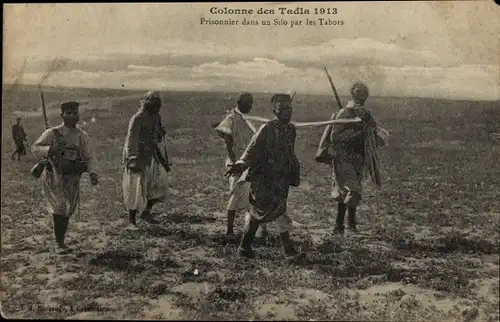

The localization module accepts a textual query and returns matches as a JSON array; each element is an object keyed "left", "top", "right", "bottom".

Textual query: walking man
[
  {"left": 12, "top": 117, "right": 28, "bottom": 161},
  {"left": 226, "top": 98, "right": 304, "bottom": 262},
  {"left": 31, "top": 101, "right": 99, "bottom": 254},
  {"left": 122, "top": 91, "right": 171, "bottom": 228},
  {"left": 214, "top": 92, "right": 268, "bottom": 241},
  {"left": 329, "top": 82, "right": 384, "bottom": 235}
]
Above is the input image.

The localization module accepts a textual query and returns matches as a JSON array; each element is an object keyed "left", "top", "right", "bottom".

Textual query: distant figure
[
  {"left": 122, "top": 91, "right": 171, "bottom": 228},
  {"left": 329, "top": 82, "right": 384, "bottom": 235},
  {"left": 12, "top": 117, "right": 27, "bottom": 161},
  {"left": 226, "top": 98, "right": 304, "bottom": 263},
  {"left": 214, "top": 92, "right": 268, "bottom": 242},
  {"left": 31, "top": 101, "right": 99, "bottom": 254}
]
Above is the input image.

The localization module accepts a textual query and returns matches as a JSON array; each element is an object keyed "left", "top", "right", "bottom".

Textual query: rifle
[
  {"left": 324, "top": 67, "right": 344, "bottom": 110},
  {"left": 314, "top": 66, "right": 344, "bottom": 164},
  {"left": 30, "top": 85, "right": 51, "bottom": 178},
  {"left": 39, "top": 85, "right": 49, "bottom": 129},
  {"left": 31, "top": 61, "right": 75, "bottom": 179}
]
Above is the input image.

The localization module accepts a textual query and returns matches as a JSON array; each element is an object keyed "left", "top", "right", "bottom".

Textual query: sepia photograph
[{"left": 2, "top": 1, "right": 499, "bottom": 320}]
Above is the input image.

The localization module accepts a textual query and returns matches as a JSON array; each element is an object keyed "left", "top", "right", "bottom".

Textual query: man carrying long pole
[
  {"left": 226, "top": 98, "right": 304, "bottom": 262},
  {"left": 325, "top": 80, "right": 386, "bottom": 235},
  {"left": 214, "top": 92, "right": 268, "bottom": 242},
  {"left": 223, "top": 89, "right": 365, "bottom": 260}
]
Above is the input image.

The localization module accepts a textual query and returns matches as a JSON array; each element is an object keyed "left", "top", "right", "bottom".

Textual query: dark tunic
[
  {"left": 12, "top": 124, "right": 27, "bottom": 154},
  {"left": 122, "top": 108, "right": 165, "bottom": 170},
  {"left": 330, "top": 103, "right": 376, "bottom": 207},
  {"left": 239, "top": 119, "right": 300, "bottom": 223}
]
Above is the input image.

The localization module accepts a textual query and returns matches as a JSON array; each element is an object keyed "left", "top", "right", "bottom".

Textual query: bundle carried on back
[
  {"left": 315, "top": 68, "right": 388, "bottom": 188},
  {"left": 314, "top": 67, "right": 343, "bottom": 164}
]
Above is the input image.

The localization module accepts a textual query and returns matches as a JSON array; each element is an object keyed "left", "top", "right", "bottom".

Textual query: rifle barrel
[
  {"left": 38, "top": 85, "right": 49, "bottom": 129},
  {"left": 324, "top": 66, "right": 343, "bottom": 110}
]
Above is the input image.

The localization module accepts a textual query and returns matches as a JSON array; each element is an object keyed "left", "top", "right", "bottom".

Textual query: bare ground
[{"left": 1, "top": 88, "right": 499, "bottom": 320}]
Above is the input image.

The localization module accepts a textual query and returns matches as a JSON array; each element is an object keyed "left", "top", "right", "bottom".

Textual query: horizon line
[{"left": 3, "top": 82, "right": 499, "bottom": 103}]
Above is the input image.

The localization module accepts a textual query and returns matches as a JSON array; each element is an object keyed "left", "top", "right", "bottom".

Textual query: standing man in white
[{"left": 215, "top": 92, "right": 268, "bottom": 242}]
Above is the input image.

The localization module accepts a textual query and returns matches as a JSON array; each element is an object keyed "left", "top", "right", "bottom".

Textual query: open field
[{"left": 1, "top": 85, "right": 499, "bottom": 320}]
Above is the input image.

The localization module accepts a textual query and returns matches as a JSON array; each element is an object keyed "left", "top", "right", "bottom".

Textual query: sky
[{"left": 3, "top": 2, "right": 500, "bottom": 100}]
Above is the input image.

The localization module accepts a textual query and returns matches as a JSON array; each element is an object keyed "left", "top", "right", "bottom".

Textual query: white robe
[{"left": 122, "top": 135, "right": 169, "bottom": 213}]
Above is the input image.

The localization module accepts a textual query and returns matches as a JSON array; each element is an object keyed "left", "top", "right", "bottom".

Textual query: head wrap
[
  {"left": 350, "top": 82, "right": 370, "bottom": 102},
  {"left": 60, "top": 101, "right": 80, "bottom": 113},
  {"left": 141, "top": 91, "right": 162, "bottom": 107}
]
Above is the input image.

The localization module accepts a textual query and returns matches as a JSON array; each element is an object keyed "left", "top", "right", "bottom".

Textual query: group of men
[
  {"left": 214, "top": 82, "right": 383, "bottom": 262},
  {"left": 30, "top": 92, "right": 170, "bottom": 254},
  {"left": 28, "top": 84, "right": 384, "bottom": 261}
]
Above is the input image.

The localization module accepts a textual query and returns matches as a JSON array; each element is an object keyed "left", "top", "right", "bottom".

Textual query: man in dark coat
[
  {"left": 226, "top": 98, "right": 304, "bottom": 263},
  {"left": 12, "top": 117, "right": 27, "bottom": 161}
]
